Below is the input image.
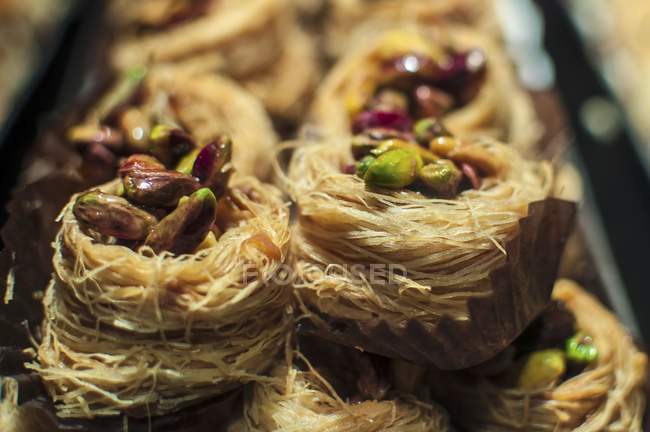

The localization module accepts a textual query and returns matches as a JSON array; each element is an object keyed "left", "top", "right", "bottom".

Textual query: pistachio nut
[
  {"left": 565, "top": 332, "right": 598, "bottom": 364},
  {"left": 368, "top": 89, "right": 409, "bottom": 113},
  {"left": 428, "top": 136, "right": 458, "bottom": 157},
  {"left": 175, "top": 147, "right": 201, "bottom": 175},
  {"left": 145, "top": 187, "right": 218, "bottom": 254},
  {"left": 120, "top": 108, "right": 150, "bottom": 153},
  {"left": 355, "top": 155, "right": 376, "bottom": 178},
  {"left": 516, "top": 349, "right": 566, "bottom": 391},
  {"left": 352, "top": 129, "right": 417, "bottom": 159},
  {"left": 414, "top": 85, "right": 454, "bottom": 118},
  {"left": 68, "top": 124, "right": 124, "bottom": 150},
  {"left": 448, "top": 143, "right": 504, "bottom": 177},
  {"left": 419, "top": 159, "right": 462, "bottom": 197},
  {"left": 461, "top": 163, "right": 481, "bottom": 189},
  {"left": 124, "top": 169, "right": 200, "bottom": 208},
  {"left": 119, "top": 154, "right": 165, "bottom": 178},
  {"left": 413, "top": 117, "right": 451, "bottom": 146},
  {"left": 364, "top": 149, "right": 421, "bottom": 189},
  {"left": 73, "top": 190, "right": 157, "bottom": 240},
  {"left": 149, "top": 124, "right": 195, "bottom": 166},
  {"left": 192, "top": 136, "right": 233, "bottom": 196},
  {"left": 371, "top": 139, "right": 439, "bottom": 164}
]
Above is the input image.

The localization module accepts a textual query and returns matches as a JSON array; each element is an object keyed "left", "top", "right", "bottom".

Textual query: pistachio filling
[
  {"left": 468, "top": 300, "right": 599, "bottom": 391},
  {"left": 73, "top": 134, "right": 236, "bottom": 255},
  {"left": 343, "top": 41, "right": 491, "bottom": 197},
  {"left": 347, "top": 119, "right": 502, "bottom": 197},
  {"left": 67, "top": 67, "right": 195, "bottom": 168}
]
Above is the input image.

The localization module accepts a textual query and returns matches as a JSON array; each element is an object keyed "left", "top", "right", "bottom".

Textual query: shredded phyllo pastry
[
  {"left": 430, "top": 279, "right": 648, "bottom": 431},
  {"left": 67, "top": 69, "right": 277, "bottom": 180},
  {"left": 230, "top": 346, "right": 450, "bottom": 432},
  {"left": 285, "top": 129, "right": 575, "bottom": 368},
  {"left": 324, "top": 0, "right": 499, "bottom": 58},
  {"left": 312, "top": 28, "right": 541, "bottom": 155},
  {"left": 28, "top": 155, "right": 292, "bottom": 417}
]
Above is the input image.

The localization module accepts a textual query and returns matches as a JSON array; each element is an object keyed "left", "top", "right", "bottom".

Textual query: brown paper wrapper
[{"left": 300, "top": 198, "right": 577, "bottom": 370}]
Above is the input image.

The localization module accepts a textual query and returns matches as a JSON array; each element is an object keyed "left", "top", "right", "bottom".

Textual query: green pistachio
[
  {"left": 175, "top": 147, "right": 201, "bottom": 175},
  {"left": 413, "top": 117, "right": 451, "bottom": 146},
  {"left": 148, "top": 124, "right": 195, "bottom": 166},
  {"left": 565, "top": 332, "right": 598, "bottom": 364},
  {"left": 145, "top": 187, "right": 218, "bottom": 255},
  {"left": 419, "top": 159, "right": 462, "bottom": 197},
  {"left": 371, "top": 139, "right": 439, "bottom": 164},
  {"left": 351, "top": 134, "right": 380, "bottom": 159},
  {"left": 356, "top": 155, "right": 376, "bottom": 178},
  {"left": 73, "top": 190, "right": 157, "bottom": 240},
  {"left": 516, "top": 349, "right": 566, "bottom": 391},
  {"left": 428, "top": 136, "right": 458, "bottom": 157},
  {"left": 364, "top": 149, "right": 421, "bottom": 189}
]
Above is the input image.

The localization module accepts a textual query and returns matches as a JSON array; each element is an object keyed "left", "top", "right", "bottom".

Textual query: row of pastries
[{"left": 0, "top": 1, "right": 646, "bottom": 431}]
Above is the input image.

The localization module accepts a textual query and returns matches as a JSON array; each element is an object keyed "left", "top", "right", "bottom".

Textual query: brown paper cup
[{"left": 299, "top": 198, "right": 577, "bottom": 370}]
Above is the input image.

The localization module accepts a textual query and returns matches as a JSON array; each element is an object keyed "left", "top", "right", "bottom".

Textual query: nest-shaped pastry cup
[
  {"left": 230, "top": 354, "right": 450, "bottom": 431},
  {"left": 0, "top": 377, "right": 241, "bottom": 432},
  {"left": 288, "top": 137, "right": 576, "bottom": 370},
  {"left": 324, "top": 0, "right": 500, "bottom": 59},
  {"left": 155, "top": 71, "right": 278, "bottom": 180},
  {"left": 108, "top": 0, "right": 322, "bottom": 124},
  {"left": 110, "top": 0, "right": 291, "bottom": 79},
  {"left": 429, "top": 279, "right": 648, "bottom": 431},
  {"left": 311, "top": 26, "right": 542, "bottom": 155},
  {"left": 28, "top": 176, "right": 292, "bottom": 418},
  {"left": 240, "top": 26, "right": 321, "bottom": 123}
]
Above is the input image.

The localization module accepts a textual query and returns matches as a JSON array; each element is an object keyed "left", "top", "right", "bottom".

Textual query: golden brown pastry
[
  {"left": 430, "top": 279, "right": 647, "bottom": 431},
  {"left": 285, "top": 129, "right": 575, "bottom": 369},
  {"left": 311, "top": 28, "right": 542, "bottom": 155},
  {"left": 28, "top": 142, "right": 292, "bottom": 418}
]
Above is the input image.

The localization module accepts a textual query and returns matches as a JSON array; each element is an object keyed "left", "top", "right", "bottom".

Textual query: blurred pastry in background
[
  {"left": 324, "top": 0, "right": 500, "bottom": 59},
  {"left": 311, "top": 27, "right": 542, "bottom": 155},
  {"left": 109, "top": 0, "right": 321, "bottom": 124}
]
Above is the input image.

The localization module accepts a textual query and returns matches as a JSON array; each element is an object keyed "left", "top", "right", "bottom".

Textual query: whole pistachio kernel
[
  {"left": 145, "top": 187, "right": 218, "bottom": 255},
  {"left": 364, "top": 149, "right": 421, "bottom": 189},
  {"left": 123, "top": 168, "right": 200, "bottom": 208},
  {"left": 517, "top": 349, "right": 566, "bottom": 391},
  {"left": 429, "top": 136, "right": 458, "bottom": 157},
  {"left": 419, "top": 159, "right": 462, "bottom": 197},
  {"left": 73, "top": 190, "right": 157, "bottom": 240},
  {"left": 355, "top": 155, "right": 376, "bottom": 178},
  {"left": 149, "top": 124, "right": 194, "bottom": 166},
  {"left": 192, "top": 136, "right": 233, "bottom": 197},
  {"left": 175, "top": 147, "right": 201, "bottom": 175},
  {"left": 565, "top": 332, "right": 598, "bottom": 364},
  {"left": 414, "top": 118, "right": 450, "bottom": 146},
  {"left": 372, "top": 139, "right": 438, "bottom": 164}
]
